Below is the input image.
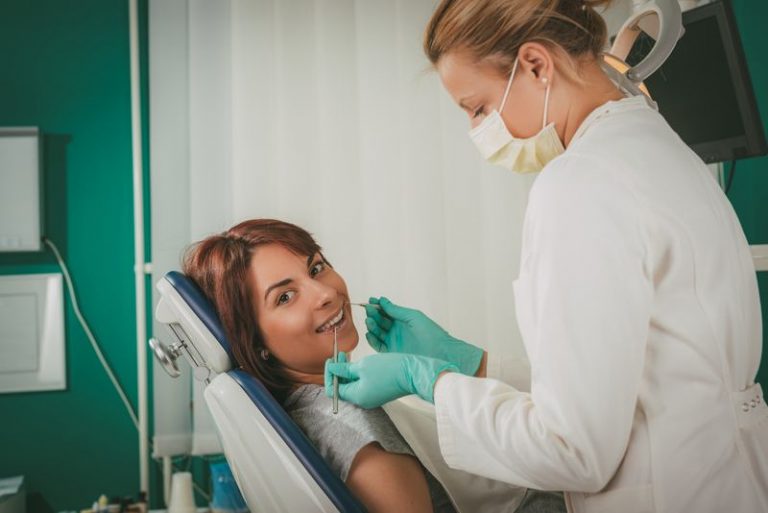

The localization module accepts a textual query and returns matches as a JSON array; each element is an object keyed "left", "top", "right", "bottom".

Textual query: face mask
[{"left": 468, "top": 59, "right": 565, "bottom": 173}]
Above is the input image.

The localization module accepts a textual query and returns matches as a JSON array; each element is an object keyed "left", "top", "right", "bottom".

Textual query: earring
[
  {"left": 260, "top": 348, "right": 270, "bottom": 361},
  {"left": 541, "top": 77, "right": 549, "bottom": 85}
]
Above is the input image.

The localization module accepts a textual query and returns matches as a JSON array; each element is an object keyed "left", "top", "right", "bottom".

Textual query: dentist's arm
[
  {"left": 366, "top": 303, "right": 533, "bottom": 391},
  {"left": 363, "top": 298, "right": 484, "bottom": 377},
  {"left": 325, "top": 352, "right": 459, "bottom": 409},
  {"left": 431, "top": 154, "right": 652, "bottom": 491}
]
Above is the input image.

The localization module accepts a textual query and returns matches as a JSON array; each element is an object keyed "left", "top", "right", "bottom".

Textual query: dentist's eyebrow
[{"left": 264, "top": 278, "right": 293, "bottom": 301}]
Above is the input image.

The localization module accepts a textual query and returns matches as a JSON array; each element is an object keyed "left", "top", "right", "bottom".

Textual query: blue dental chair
[{"left": 151, "top": 271, "right": 366, "bottom": 513}]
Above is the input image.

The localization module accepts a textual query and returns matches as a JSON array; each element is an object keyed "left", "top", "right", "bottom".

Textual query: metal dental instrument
[
  {"left": 350, "top": 302, "right": 383, "bottom": 310},
  {"left": 333, "top": 325, "right": 339, "bottom": 414}
]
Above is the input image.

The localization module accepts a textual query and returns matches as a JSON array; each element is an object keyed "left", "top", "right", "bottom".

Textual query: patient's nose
[{"left": 309, "top": 280, "right": 335, "bottom": 309}]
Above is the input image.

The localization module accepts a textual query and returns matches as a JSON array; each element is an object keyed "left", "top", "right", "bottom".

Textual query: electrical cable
[
  {"left": 45, "top": 237, "right": 216, "bottom": 505},
  {"left": 46, "top": 237, "right": 216, "bottom": 502},
  {"left": 43, "top": 237, "right": 139, "bottom": 429},
  {"left": 725, "top": 159, "right": 737, "bottom": 195}
]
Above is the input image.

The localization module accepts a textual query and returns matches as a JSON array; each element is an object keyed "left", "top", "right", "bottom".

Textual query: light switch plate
[
  {"left": 0, "top": 274, "right": 65, "bottom": 393},
  {"left": 0, "top": 293, "right": 39, "bottom": 373}
]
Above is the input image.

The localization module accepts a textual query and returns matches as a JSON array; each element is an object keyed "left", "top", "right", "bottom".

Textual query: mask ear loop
[
  {"left": 498, "top": 58, "right": 519, "bottom": 113},
  {"left": 542, "top": 79, "right": 551, "bottom": 129}
]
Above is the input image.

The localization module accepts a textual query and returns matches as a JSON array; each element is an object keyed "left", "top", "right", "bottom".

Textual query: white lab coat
[
  {"left": 434, "top": 96, "right": 768, "bottom": 513},
  {"left": 383, "top": 397, "right": 530, "bottom": 513}
]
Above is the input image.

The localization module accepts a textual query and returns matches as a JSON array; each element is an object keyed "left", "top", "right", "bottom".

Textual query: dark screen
[{"left": 626, "top": 16, "right": 744, "bottom": 147}]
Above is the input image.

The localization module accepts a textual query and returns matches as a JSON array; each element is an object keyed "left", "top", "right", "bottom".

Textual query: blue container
[{"left": 209, "top": 461, "right": 248, "bottom": 513}]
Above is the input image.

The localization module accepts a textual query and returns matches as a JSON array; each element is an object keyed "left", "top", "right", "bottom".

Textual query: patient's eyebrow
[{"left": 264, "top": 278, "right": 293, "bottom": 301}]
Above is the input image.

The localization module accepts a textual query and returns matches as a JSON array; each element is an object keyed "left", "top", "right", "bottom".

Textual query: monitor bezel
[{"left": 677, "top": 0, "right": 767, "bottom": 163}]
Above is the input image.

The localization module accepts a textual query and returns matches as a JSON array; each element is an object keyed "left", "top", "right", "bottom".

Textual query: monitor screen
[{"left": 625, "top": 0, "right": 767, "bottom": 163}]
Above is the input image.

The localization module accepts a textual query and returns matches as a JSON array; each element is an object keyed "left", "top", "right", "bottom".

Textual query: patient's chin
[{"left": 343, "top": 334, "right": 359, "bottom": 353}]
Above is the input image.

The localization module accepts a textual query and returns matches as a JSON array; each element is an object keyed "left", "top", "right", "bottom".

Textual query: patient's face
[{"left": 249, "top": 244, "right": 359, "bottom": 379}]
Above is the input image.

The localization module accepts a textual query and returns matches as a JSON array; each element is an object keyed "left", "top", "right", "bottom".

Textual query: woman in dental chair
[{"left": 183, "top": 218, "right": 565, "bottom": 513}]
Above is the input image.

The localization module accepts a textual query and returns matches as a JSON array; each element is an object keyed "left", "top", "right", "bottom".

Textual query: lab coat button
[
  {"left": 742, "top": 403, "right": 750, "bottom": 412},
  {"left": 751, "top": 400, "right": 757, "bottom": 408}
]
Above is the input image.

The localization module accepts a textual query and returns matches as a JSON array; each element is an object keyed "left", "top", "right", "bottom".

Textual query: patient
[
  {"left": 184, "top": 219, "right": 455, "bottom": 512},
  {"left": 184, "top": 219, "right": 565, "bottom": 513}
]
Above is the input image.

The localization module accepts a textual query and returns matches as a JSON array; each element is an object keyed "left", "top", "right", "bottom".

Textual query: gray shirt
[{"left": 285, "top": 384, "right": 456, "bottom": 513}]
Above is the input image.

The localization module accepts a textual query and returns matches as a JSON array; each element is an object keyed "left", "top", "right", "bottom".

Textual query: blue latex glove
[
  {"left": 325, "top": 352, "right": 459, "bottom": 409},
  {"left": 364, "top": 296, "right": 484, "bottom": 376}
]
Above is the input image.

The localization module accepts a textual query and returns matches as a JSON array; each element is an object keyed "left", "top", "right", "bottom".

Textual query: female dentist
[{"left": 326, "top": 0, "right": 768, "bottom": 511}]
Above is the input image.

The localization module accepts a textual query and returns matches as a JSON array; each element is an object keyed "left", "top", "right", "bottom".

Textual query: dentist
[{"left": 326, "top": 0, "right": 768, "bottom": 511}]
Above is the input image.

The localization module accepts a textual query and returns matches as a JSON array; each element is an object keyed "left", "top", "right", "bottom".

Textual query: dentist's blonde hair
[{"left": 424, "top": 0, "right": 613, "bottom": 80}]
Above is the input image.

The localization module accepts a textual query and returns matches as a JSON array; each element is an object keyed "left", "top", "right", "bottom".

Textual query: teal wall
[
  {"left": 0, "top": 1, "right": 149, "bottom": 511},
  {"left": 730, "top": 0, "right": 768, "bottom": 387}
]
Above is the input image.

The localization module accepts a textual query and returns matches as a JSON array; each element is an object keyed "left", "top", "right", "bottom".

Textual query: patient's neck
[{"left": 284, "top": 368, "right": 325, "bottom": 390}]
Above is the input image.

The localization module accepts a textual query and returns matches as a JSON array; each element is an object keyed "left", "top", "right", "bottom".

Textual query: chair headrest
[{"left": 155, "top": 271, "right": 235, "bottom": 374}]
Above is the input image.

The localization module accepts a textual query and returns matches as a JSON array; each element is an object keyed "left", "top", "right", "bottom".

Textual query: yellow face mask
[{"left": 468, "top": 58, "right": 565, "bottom": 174}]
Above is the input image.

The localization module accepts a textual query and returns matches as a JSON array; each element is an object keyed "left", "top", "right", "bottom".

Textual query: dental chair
[{"left": 150, "top": 271, "right": 366, "bottom": 513}]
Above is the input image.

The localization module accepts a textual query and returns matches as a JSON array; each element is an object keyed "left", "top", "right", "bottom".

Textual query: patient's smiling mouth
[{"left": 316, "top": 308, "right": 345, "bottom": 333}]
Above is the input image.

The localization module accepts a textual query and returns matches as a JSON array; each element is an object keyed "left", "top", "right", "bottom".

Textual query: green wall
[
  {"left": 0, "top": 1, "right": 149, "bottom": 511},
  {"left": 730, "top": 0, "right": 768, "bottom": 387}
]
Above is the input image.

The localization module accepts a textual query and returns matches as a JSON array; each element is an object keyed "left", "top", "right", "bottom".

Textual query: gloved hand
[
  {"left": 364, "top": 296, "right": 485, "bottom": 376},
  {"left": 325, "top": 352, "right": 459, "bottom": 409}
]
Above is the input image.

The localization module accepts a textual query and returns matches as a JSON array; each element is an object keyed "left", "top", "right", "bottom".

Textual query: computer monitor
[{"left": 625, "top": 0, "right": 767, "bottom": 163}]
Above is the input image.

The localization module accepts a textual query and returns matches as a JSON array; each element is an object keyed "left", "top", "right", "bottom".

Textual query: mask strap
[
  {"left": 542, "top": 82, "right": 551, "bottom": 129},
  {"left": 498, "top": 58, "right": 518, "bottom": 113}
]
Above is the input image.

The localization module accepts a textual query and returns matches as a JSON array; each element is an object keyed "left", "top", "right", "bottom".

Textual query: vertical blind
[{"left": 150, "top": 0, "right": 533, "bottom": 457}]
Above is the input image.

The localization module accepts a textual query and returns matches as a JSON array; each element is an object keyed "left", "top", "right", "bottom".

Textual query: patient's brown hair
[{"left": 183, "top": 219, "right": 324, "bottom": 403}]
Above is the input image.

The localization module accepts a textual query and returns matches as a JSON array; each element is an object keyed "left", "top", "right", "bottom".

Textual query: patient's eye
[
  {"left": 309, "top": 261, "right": 325, "bottom": 277},
  {"left": 277, "top": 290, "right": 295, "bottom": 305}
]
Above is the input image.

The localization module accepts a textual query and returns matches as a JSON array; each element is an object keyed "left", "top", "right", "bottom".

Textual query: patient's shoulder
[{"left": 285, "top": 384, "right": 413, "bottom": 481}]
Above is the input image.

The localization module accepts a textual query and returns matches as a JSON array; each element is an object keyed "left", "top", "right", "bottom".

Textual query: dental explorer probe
[
  {"left": 350, "top": 302, "right": 383, "bottom": 310},
  {"left": 333, "top": 325, "right": 339, "bottom": 414}
]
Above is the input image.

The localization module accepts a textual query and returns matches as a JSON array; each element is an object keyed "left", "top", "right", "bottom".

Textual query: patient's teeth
[{"left": 318, "top": 309, "right": 344, "bottom": 333}]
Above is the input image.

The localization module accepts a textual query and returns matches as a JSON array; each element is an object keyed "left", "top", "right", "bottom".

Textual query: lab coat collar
[{"left": 570, "top": 95, "right": 653, "bottom": 145}]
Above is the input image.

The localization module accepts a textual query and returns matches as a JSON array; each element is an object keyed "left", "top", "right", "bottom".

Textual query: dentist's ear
[{"left": 516, "top": 41, "right": 554, "bottom": 87}]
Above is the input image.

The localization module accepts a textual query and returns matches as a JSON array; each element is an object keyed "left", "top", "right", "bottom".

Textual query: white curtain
[{"left": 149, "top": 0, "right": 536, "bottom": 458}]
